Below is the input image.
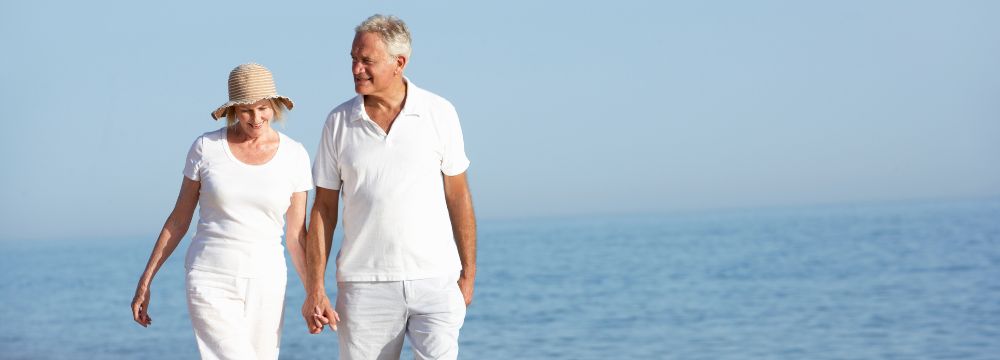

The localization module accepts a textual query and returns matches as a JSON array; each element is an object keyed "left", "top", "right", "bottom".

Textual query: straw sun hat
[{"left": 211, "top": 63, "right": 294, "bottom": 120}]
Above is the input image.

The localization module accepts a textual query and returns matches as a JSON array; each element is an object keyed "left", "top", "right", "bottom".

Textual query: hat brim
[{"left": 211, "top": 96, "right": 295, "bottom": 120}]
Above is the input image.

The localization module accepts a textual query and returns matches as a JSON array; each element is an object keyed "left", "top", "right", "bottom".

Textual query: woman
[{"left": 131, "top": 63, "right": 312, "bottom": 359}]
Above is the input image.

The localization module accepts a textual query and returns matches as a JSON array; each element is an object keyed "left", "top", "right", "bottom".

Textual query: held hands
[
  {"left": 131, "top": 286, "right": 152, "bottom": 327},
  {"left": 302, "top": 293, "right": 339, "bottom": 334}
]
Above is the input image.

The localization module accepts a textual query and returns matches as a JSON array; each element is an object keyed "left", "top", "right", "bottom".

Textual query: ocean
[{"left": 2, "top": 197, "right": 999, "bottom": 359}]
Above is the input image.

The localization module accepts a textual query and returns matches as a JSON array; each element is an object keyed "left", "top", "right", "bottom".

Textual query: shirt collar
[{"left": 350, "top": 77, "right": 422, "bottom": 123}]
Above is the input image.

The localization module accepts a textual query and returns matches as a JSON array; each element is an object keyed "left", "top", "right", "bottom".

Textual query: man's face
[{"left": 351, "top": 32, "right": 400, "bottom": 96}]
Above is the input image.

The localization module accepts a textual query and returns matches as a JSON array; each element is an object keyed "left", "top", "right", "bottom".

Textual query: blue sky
[{"left": 2, "top": 0, "right": 999, "bottom": 241}]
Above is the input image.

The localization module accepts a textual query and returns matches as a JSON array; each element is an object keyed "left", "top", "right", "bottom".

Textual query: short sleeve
[
  {"left": 439, "top": 103, "right": 470, "bottom": 176},
  {"left": 293, "top": 144, "right": 314, "bottom": 192},
  {"left": 183, "top": 136, "right": 204, "bottom": 181},
  {"left": 312, "top": 119, "right": 342, "bottom": 190}
]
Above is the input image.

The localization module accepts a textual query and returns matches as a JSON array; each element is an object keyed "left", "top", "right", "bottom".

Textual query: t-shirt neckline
[{"left": 221, "top": 127, "right": 282, "bottom": 167}]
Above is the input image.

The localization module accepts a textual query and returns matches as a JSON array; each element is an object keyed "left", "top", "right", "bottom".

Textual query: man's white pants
[
  {"left": 185, "top": 268, "right": 287, "bottom": 360},
  {"left": 336, "top": 275, "right": 467, "bottom": 360}
]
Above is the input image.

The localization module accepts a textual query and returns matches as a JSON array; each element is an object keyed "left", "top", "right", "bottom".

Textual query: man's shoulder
[
  {"left": 324, "top": 96, "right": 362, "bottom": 126},
  {"left": 410, "top": 82, "right": 455, "bottom": 111}
]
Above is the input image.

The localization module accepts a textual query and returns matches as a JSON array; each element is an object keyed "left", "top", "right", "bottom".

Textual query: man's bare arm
[
  {"left": 444, "top": 172, "right": 477, "bottom": 306},
  {"left": 301, "top": 187, "right": 340, "bottom": 333}
]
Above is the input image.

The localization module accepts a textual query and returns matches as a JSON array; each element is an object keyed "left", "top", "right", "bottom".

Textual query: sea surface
[{"left": 2, "top": 197, "right": 999, "bottom": 359}]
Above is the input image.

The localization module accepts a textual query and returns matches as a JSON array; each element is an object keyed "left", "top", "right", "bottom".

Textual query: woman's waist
[{"left": 184, "top": 238, "right": 287, "bottom": 277}]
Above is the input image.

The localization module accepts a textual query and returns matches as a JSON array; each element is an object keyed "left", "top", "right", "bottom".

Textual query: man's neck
[{"left": 363, "top": 78, "right": 407, "bottom": 113}]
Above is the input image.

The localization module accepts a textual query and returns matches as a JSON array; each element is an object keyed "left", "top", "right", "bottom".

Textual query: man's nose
[{"left": 352, "top": 62, "right": 363, "bottom": 74}]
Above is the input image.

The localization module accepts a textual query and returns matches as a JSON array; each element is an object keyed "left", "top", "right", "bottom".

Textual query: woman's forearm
[
  {"left": 286, "top": 230, "right": 308, "bottom": 284},
  {"left": 284, "top": 191, "right": 310, "bottom": 285},
  {"left": 137, "top": 215, "right": 191, "bottom": 288},
  {"left": 136, "top": 177, "right": 200, "bottom": 287}
]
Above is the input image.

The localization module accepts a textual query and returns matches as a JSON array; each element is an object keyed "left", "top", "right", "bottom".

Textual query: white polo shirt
[{"left": 314, "top": 79, "right": 470, "bottom": 282}]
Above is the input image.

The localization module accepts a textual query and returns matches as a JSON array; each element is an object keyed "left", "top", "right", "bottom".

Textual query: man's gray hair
[{"left": 356, "top": 14, "right": 412, "bottom": 59}]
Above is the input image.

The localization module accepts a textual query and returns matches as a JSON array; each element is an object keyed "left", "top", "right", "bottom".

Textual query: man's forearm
[
  {"left": 444, "top": 174, "right": 477, "bottom": 272},
  {"left": 452, "top": 207, "right": 477, "bottom": 272}
]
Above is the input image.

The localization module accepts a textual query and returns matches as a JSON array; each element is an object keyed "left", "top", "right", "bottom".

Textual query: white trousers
[
  {"left": 185, "top": 268, "right": 287, "bottom": 360},
  {"left": 336, "top": 275, "right": 467, "bottom": 360}
]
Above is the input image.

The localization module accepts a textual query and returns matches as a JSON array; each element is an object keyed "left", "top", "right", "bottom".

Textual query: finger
[
  {"left": 134, "top": 304, "right": 151, "bottom": 326},
  {"left": 132, "top": 302, "right": 141, "bottom": 322},
  {"left": 314, "top": 314, "right": 330, "bottom": 329},
  {"left": 305, "top": 317, "right": 318, "bottom": 334},
  {"left": 313, "top": 305, "right": 331, "bottom": 324},
  {"left": 323, "top": 305, "right": 338, "bottom": 321}
]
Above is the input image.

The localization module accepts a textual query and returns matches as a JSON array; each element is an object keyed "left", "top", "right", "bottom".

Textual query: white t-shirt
[
  {"left": 183, "top": 127, "right": 313, "bottom": 277},
  {"left": 314, "top": 79, "right": 470, "bottom": 282}
]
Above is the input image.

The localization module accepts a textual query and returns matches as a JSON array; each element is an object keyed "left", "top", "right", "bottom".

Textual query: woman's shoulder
[
  {"left": 201, "top": 127, "right": 228, "bottom": 141},
  {"left": 186, "top": 127, "right": 227, "bottom": 159},
  {"left": 190, "top": 127, "right": 227, "bottom": 145},
  {"left": 277, "top": 131, "right": 306, "bottom": 149},
  {"left": 277, "top": 131, "right": 310, "bottom": 157}
]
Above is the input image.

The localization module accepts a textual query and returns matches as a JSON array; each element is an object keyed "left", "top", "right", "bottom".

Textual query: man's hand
[
  {"left": 457, "top": 268, "right": 475, "bottom": 307},
  {"left": 302, "top": 293, "right": 339, "bottom": 334}
]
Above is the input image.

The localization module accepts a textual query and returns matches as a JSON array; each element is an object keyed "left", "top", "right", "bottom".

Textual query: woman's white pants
[{"left": 185, "top": 268, "right": 286, "bottom": 360}]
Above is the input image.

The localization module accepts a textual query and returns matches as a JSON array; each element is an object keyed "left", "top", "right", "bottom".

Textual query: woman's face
[{"left": 233, "top": 99, "right": 274, "bottom": 138}]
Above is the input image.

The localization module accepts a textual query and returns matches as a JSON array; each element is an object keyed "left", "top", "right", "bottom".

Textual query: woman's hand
[{"left": 131, "top": 286, "right": 152, "bottom": 327}]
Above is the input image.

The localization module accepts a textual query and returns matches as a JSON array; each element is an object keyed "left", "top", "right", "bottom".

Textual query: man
[{"left": 302, "top": 14, "right": 477, "bottom": 360}]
